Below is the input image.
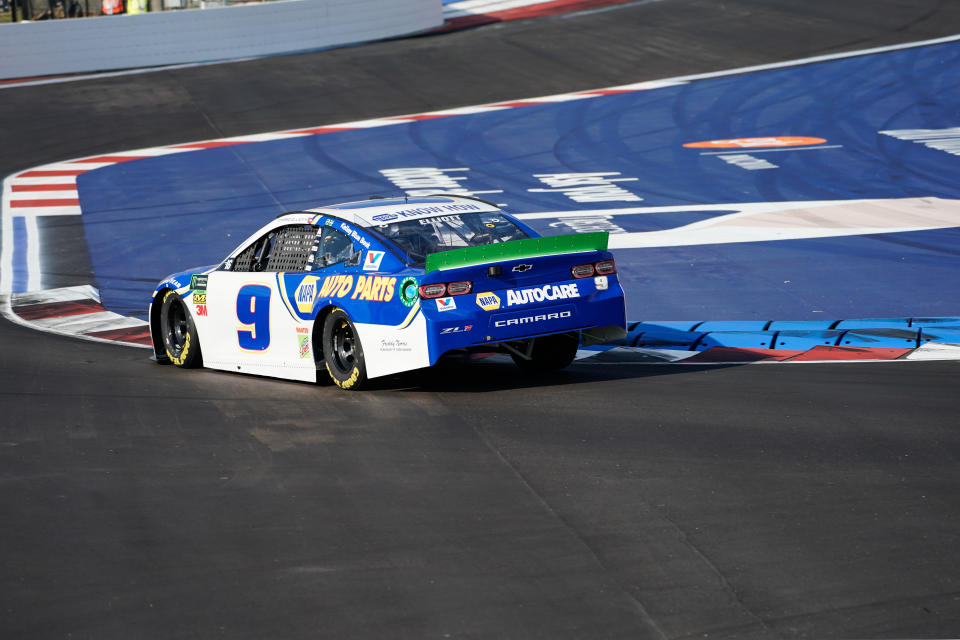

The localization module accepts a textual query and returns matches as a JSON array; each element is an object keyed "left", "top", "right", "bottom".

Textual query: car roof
[{"left": 279, "top": 194, "right": 502, "bottom": 228}]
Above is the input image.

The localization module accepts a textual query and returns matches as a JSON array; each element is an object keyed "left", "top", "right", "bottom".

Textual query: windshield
[{"left": 375, "top": 211, "right": 529, "bottom": 264}]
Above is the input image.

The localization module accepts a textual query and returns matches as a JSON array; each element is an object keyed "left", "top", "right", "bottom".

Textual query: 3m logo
[
  {"left": 683, "top": 137, "right": 827, "bottom": 149},
  {"left": 475, "top": 292, "right": 501, "bottom": 311},
  {"left": 363, "top": 250, "right": 385, "bottom": 271},
  {"left": 436, "top": 297, "right": 456, "bottom": 312}
]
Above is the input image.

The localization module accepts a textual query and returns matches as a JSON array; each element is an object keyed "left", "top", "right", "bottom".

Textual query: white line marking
[
  {"left": 513, "top": 200, "right": 866, "bottom": 219},
  {"left": 517, "top": 197, "right": 960, "bottom": 249},
  {"left": 493, "top": 93, "right": 601, "bottom": 104},
  {"left": 560, "top": 0, "right": 664, "bottom": 19},
  {"left": 9, "top": 189, "right": 79, "bottom": 199},
  {"left": 10, "top": 176, "right": 79, "bottom": 186},
  {"left": 416, "top": 106, "right": 511, "bottom": 116},
  {"left": 584, "top": 79, "right": 688, "bottom": 92},
  {"left": 905, "top": 342, "right": 960, "bottom": 360},
  {"left": 302, "top": 119, "right": 409, "bottom": 130},
  {"left": 659, "top": 34, "right": 960, "bottom": 84},
  {"left": 25, "top": 216, "right": 41, "bottom": 292},
  {"left": 11, "top": 207, "right": 83, "bottom": 217},
  {"left": 699, "top": 145, "right": 844, "bottom": 155},
  {"left": 17, "top": 162, "right": 100, "bottom": 173}
]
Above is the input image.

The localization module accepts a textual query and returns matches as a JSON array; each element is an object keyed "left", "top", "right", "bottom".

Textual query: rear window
[{"left": 375, "top": 211, "right": 529, "bottom": 264}]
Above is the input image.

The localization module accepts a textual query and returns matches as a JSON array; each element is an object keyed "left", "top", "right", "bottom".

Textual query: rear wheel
[
  {"left": 322, "top": 308, "right": 368, "bottom": 390},
  {"left": 510, "top": 333, "right": 579, "bottom": 373},
  {"left": 159, "top": 290, "right": 202, "bottom": 368}
]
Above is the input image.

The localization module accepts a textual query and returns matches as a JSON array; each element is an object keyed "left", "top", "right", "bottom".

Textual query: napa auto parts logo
[
  {"left": 294, "top": 276, "right": 321, "bottom": 313},
  {"left": 475, "top": 292, "right": 501, "bottom": 311},
  {"left": 683, "top": 136, "right": 826, "bottom": 149}
]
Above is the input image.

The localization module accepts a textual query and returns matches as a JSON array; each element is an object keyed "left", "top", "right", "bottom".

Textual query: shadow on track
[{"left": 375, "top": 358, "right": 730, "bottom": 393}]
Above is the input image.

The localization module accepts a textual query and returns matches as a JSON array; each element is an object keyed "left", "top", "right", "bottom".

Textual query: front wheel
[
  {"left": 322, "top": 308, "right": 368, "bottom": 390},
  {"left": 510, "top": 333, "right": 579, "bottom": 373},
  {"left": 159, "top": 290, "right": 202, "bottom": 368}
]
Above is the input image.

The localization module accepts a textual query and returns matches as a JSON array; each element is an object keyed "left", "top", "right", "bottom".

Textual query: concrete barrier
[{"left": 0, "top": 0, "right": 441, "bottom": 79}]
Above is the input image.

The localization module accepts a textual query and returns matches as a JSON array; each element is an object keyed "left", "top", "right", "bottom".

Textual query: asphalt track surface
[{"left": 2, "top": 1, "right": 960, "bottom": 638}]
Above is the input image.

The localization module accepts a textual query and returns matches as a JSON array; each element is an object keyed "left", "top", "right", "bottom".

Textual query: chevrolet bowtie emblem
[{"left": 512, "top": 264, "right": 533, "bottom": 273}]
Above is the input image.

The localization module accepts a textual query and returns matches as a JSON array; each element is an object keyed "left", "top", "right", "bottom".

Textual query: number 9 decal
[{"left": 237, "top": 284, "right": 271, "bottom": 351}]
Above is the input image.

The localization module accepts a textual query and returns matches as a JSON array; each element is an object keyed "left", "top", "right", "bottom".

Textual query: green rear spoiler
[{"left": 424, "top": 232, "right": 609, "bottom": 274}]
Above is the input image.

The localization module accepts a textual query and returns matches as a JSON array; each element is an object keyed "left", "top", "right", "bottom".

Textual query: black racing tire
[
  {"left": 322, "top": 308, "right": 368, "bottom": 390},
  {"left": 313, "top": 325, "right": 334, "bottom": 386},
  {"left": 511, "top": 332, "right": 579, "bottom": 373},
  {"left": 159, "top": 289, "right": 202, "bottom": 368}
]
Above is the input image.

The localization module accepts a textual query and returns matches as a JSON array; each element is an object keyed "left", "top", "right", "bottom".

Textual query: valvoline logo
[
  {"left": 683, "top": 136, "right": 826, "bottom": 149},
  {"left": 436, "top": 297, "right": 456, "bottom": 312},
  {"left": 294, "top": 276, "right": 321, "bottom": 314},
  {"left": 363, "top": 250, "right": 385, "bottom": 271}
]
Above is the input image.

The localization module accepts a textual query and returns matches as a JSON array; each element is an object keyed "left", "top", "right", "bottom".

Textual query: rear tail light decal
[
  {"left": 446, "top": 281, "right": 473, "bottom": 295},
  {"left": 419, "top": 283, "right": 447, "bottom": 299},
  {"left": 573, "top": 259, "right": 616, "bottom": 278},
  {"left": 421, "top": 280, "right": 473, "bottom": 300},
  {"left": 571, "top": 263, "right": 595, "bottom": 278},
  {"left": 595, "top": 259, "right": 616, "bottom": 275}
]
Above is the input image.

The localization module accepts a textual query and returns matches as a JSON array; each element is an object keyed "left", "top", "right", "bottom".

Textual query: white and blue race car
[{"left": 149, "top": 195, "right": 626, "bottom": 389}]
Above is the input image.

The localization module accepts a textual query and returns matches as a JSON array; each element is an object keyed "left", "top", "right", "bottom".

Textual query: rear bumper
[{"left": 423, "top": 276, "right": 626, "bottom": 363}]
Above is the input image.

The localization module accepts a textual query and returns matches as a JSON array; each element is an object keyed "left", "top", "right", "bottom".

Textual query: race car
[{"left": 149, "top": 194, "right": 626, "bottom": 389}]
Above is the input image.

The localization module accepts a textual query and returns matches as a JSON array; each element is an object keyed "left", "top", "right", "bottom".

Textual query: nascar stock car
[{"left": 150, "top": 195, "right": 626, "bottom": 389}]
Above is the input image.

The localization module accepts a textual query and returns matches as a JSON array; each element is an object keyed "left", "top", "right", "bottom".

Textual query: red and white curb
[
  {"left": 440, "top": 0, "right": 643, "bottom": 30},
  {"left": 3, "top": 286, "right": 152, "bottom": 347}
]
